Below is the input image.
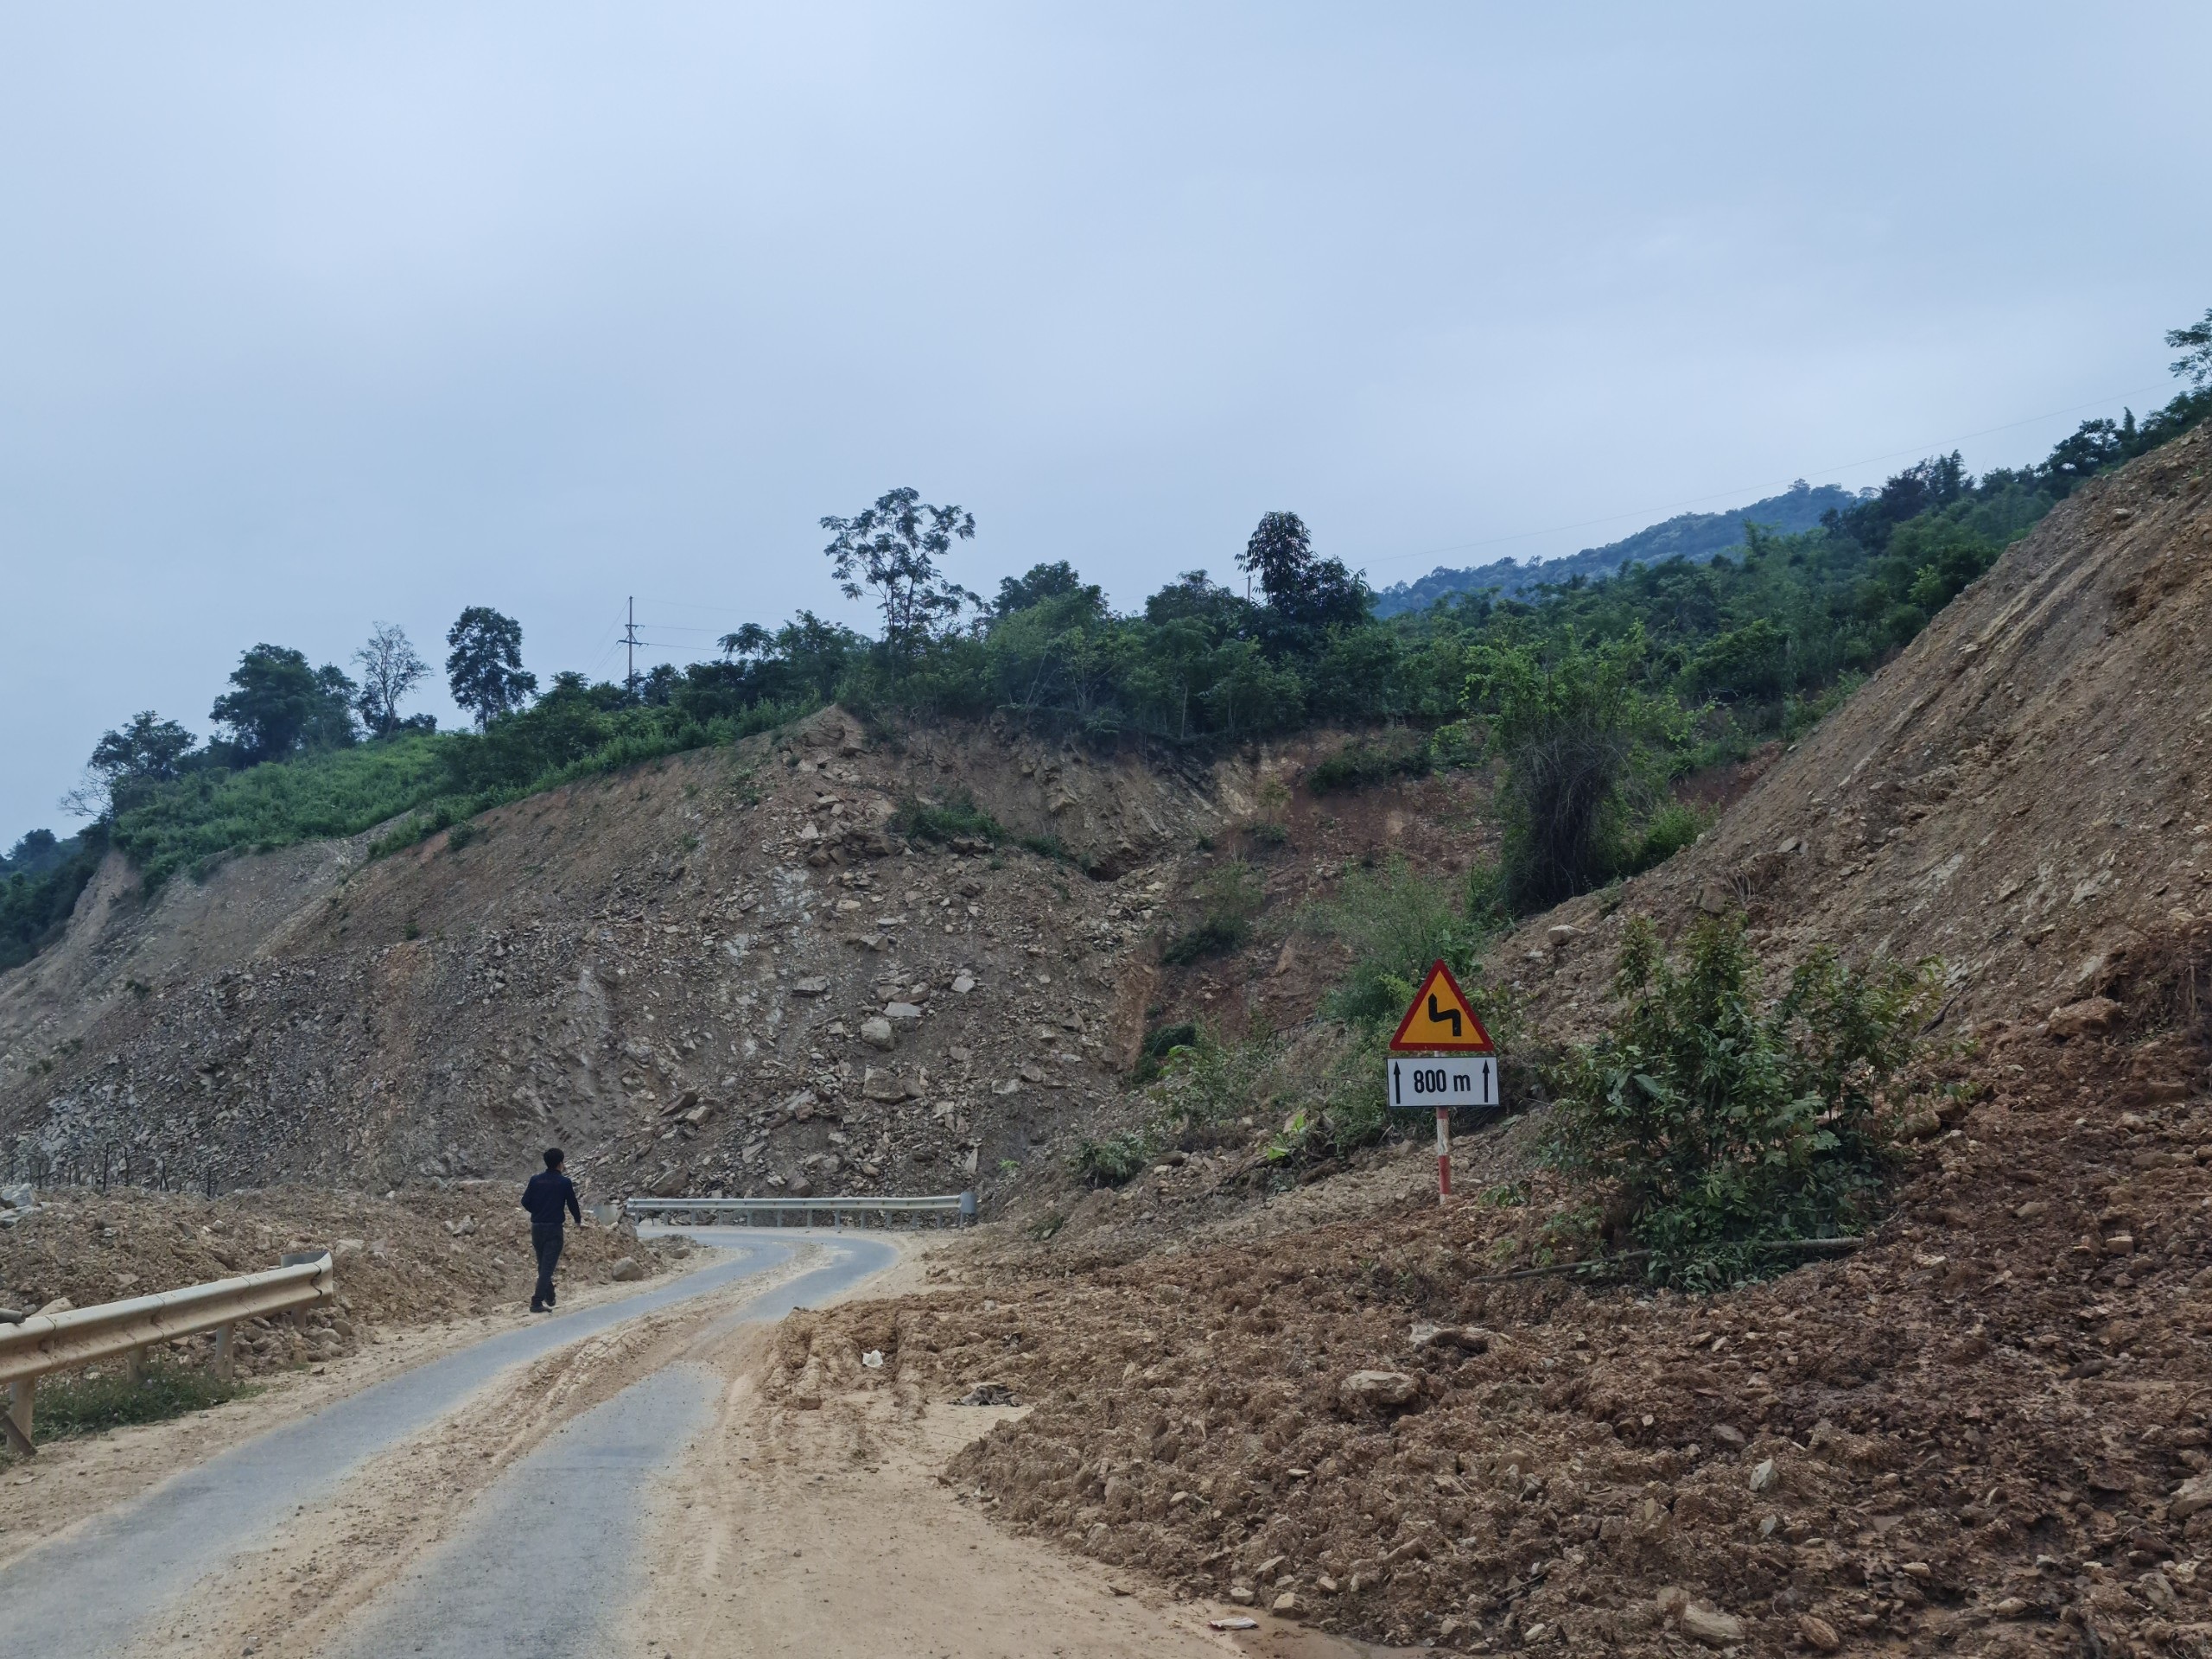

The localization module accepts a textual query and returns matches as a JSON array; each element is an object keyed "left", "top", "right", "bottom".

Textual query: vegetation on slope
[{"left": 10, "top": 316, "right": 2208, "bottom": 964}]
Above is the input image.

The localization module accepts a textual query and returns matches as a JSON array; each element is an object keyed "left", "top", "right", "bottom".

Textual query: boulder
[
  {"left": 2048, "top": 996, "right": 2122, "bottom": 1039},
  {"left": 609, "top": 1256, "right": 645, "bottom": 1282},
  {"left": 951, "top": 972, "right": 976, "bottom": 995},
  {"left": 884, "top": 1001, "right": 924, "bottom": 1026},
  {"left": 1338, "top": 1370, "right": 1418, "bottom": 1411},
  {"left": 2171, "top": 1471, "right": 2212, "bottom": 1521},
  {"left": 861, "top": 1067, "right": 912, "bottom": 1102},
  {"left": 791, "top": 976, "right": 830, "bottom": 997},
  {"left": 860, "top": 1017, "right": 896, "bottom": 1050},
  {"left": 1679, "top": 1604, "right": 1745, "bottom": 1647}
]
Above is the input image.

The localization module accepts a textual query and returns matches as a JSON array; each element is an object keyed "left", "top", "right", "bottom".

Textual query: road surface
[{"left": 0, "top": 1229, "right": 896, "bottom": 1658}]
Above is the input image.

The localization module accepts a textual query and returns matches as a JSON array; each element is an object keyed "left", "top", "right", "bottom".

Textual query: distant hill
[{"left": 1370, "top": 480, "right": 1861, "bottom": 616}]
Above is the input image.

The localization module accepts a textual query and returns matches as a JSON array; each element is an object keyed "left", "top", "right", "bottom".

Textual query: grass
[
  {"left": 1160, "top": 861, "right": 1264, "bottom": 964},
  {"left": 1306, "top": 732, "right": 1434, "bottom": 794},
  {"left": 888, "top": 790, "right": 1007, "bottom": 847},
  {"left": 7, "top": 1360, "right": 251, "bottom": 1449}
]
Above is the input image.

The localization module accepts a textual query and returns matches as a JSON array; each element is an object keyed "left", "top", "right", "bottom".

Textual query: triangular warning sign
[{"left": 1389, "top": 960, "right": 1495, "bottom": 1052}]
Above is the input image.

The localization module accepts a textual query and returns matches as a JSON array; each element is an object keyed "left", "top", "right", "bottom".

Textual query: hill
[{"left": 1370, "top": 480, "right": 1859, "bottom": 615}]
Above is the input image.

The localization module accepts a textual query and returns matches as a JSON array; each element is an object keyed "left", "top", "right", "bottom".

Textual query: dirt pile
[
  {"left": 769, "top": 1001, "right": 2212, "bottom": 1654},
  {"left": 1500, "top": 424, "right": 2212, "bottom": 1044},
  {"left": 0, "top": 1184, "right": 685, "bottom": 1377}
]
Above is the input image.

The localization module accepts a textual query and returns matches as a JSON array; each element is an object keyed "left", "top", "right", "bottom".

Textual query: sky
[{"left": 4, "top": 3, "right": 2210, "bottom": 844}]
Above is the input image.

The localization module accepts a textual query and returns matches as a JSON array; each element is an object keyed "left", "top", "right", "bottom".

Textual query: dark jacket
[{"left": 522, "top": 1169, "right": 582, "bottom": 1226}]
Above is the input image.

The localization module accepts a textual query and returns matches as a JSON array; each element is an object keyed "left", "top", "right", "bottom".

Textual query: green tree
[
  {"left": 1238, "top": 510, "right": 1369, "bottom": 638},
  {"left": 1465, "top": 626, "right": 1686, "bottom": 909},
  {"left": 820, "top": 488, "right": 978, "bottom": 667},
  {"left": 65, "top": 710, "right": 198, "bottom": 817},
  {"left": 210, "top": 645, "right": 356, "bottom": 766},
  {"left": 445, "top": 607, "right": 537, "bottom": 729},
  {"left": 353, "top": 623, "right": 429, "bottom": 738},
  {"left": 2168, "top": 306, "right": 2212, "bottom": 389}
]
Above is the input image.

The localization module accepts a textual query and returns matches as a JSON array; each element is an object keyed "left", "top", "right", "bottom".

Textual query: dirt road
[{"left": 0, "top": 1228, "right": 1381, "bottom": 1657}]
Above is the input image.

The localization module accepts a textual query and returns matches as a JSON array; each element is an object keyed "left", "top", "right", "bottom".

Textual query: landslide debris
[{"left": 764, "top": 435, "right": 2212, "bottom": 1654}]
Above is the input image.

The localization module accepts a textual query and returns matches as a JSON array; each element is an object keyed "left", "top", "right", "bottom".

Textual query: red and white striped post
[{"left": 1435, "top": 1105, "right": 1451, "bottom": 1205}]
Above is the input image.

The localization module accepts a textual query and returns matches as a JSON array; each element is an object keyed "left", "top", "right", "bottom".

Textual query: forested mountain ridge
[{"left": 1370, "top": 480, "right": 1859, "bottom": 615}]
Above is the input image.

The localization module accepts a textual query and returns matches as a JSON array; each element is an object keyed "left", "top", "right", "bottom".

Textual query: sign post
[{"left": 1386, "top": 960, "right": 1497, "bottom": 1207}]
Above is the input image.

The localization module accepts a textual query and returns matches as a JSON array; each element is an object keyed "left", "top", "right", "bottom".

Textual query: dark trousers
[{"left": 531, "top": 1222, "right": 565, "bottom": 1308}]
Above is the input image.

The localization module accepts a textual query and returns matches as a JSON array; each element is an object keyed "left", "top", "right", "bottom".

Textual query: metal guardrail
[
  {"left": 625, "top": 1192, "right": 976, "bottom": 1230},
  {"left": 0, "top": 1254, "right": 336, "bottom": 1455}
]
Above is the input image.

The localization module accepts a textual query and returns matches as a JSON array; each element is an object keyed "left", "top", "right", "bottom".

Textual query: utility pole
[{"left": 623, "top": 597, "right": 642, "bottom": 702}]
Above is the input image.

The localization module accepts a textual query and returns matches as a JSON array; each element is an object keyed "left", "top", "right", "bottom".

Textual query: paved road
[{"left": 0, "top": 1229, "right": 897, "bottom": 1658}]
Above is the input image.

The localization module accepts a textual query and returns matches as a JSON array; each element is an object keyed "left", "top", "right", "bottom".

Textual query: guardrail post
[
  {"left": 3, "top": 1378, "right": 35, "bottom": 1456},
  {"left": 124, "top": 1344, "right": 144, "bottom": 1382},
  {"left": 211, "top": 1323, "right": 234, "bottom": 1382}
]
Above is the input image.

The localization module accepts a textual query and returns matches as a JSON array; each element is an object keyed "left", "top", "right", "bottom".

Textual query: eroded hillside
[
  {"left": 1502, "top": 423, "right": 2212, "bottom": 1044},
  {"left": 0, "top": 710, "right": 1489, "bottom": 1211}
]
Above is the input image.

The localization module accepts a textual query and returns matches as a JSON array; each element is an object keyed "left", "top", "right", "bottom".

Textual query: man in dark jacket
[{"left": 521, "top": 1147, "right": 582, "bottom": 1313}]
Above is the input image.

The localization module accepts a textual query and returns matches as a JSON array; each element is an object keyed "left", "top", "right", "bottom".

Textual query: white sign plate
[{"left": 1388, "top": 1054, "right": 1498, "bottom": 1111}]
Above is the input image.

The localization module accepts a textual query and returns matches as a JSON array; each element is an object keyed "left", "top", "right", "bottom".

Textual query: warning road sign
[{"left": 1387, "top": 961, "right": 1495, "bottom": 1053}]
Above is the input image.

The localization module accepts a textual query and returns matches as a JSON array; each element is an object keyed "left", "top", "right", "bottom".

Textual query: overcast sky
[{"left": 4, "top": 3, "right": 2209, "bottom": 845}]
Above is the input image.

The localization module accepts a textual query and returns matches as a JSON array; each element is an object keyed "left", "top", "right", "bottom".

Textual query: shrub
[
  {"left": 1465, "top": 626, "right": 1690, "bottom": 912},
  {"left": 1624, "top": 799, "right": 1707, "bottom": 873},
  {"left": 1306, "top": 734, "right": 1433, "bottom": 794},
  {"left": 889, "top": 791, "right": 1006, "bottom": 847},
  {"left": 1161, "top": 861, "right": 1264, "bottom": 964},
  {"left": 1547, "top": 912, "right": 1937, "bottom": 1287},
  {"left": 1303, "top": 856, "right": 1510, "bottom": 1028},
  {"left": 1071, "top": 1132, "right": 1148, "bottom": 1188}
]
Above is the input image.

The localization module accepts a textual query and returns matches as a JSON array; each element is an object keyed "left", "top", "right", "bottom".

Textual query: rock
[
  {"left": 791, "top": 976, "right": 830, "bottom": 996},
  {"left": 1749, "top": 1457, "right": 1777, "bottom": 1492},
  {"left": 1255, "top": 1555, "right": 1287, "bottom": 1583},
  {"left": 1679, "top": 1604, "right": 1744, "bottom": 1646},
  {"left": 951, "top": 972, "right": 976, "bottom": 995},
  {"left": 1409, "top": 1322, "right": 1493, "bottom": 1354},
  {"left": 609, "top": 1256, "right": 645, "bottom": 1282},
  {"left": 956, "top": 1382, "right": 1017, "bottom": 1406},
  {"left": 1084, "top": 1522, "right": 1109, "bottom": 1553},
  {"left": 1270, "top": 1592, "right": 1303, "bottom": 1618},
  {"left": 1338, "top": 1370, "right": 1418, "bottom": 1410},
  {"left": 35, "top": 1296, "right": 73, "bottom": 1317},
  {"left": 1711, "top": 1424, "right": 1745, "bottom": 1449},
  {"left": 860, "top": 1017, "right": 896, "bottom": 1049},
  {"left": 2171, "top": 1472, "right": 2212, "bottom": 1521},
  {"left": 789, "top": 1176, "right": 813, "bottom": 1197},
  {"left": 861, "top": 1349, "right": 883, "bottom": 1369},
  {"left": 884, "top": 1001, "right": 924, "bottom": 1026},
  {"left": 332, "top": 1237, "right": 366, "bottom": 1264},
  {"left": 0, "top": 1183, "right": 35, "bottom": 1210},
  {"left": 2048, "top": 996, "right": 2121, "bottom": 1039},
  {"left": 1314, "top": 1575, "right": 1338, "bottom": 1595},
  {"left": 1227, "top": 1585, "right": 1255, "bottom": 1605},
  {"left": 861, "top": 1067, "right": 912, "bottom": 1102},
  {"left": 1897, "top": 1107, "right": 1944, "bottom": 1141},
  {"left": 1547, "top": 925, "right": 1580, "bottom": 947},
  {"left": 1990, "top": 1598, "right": 2029, "bottom": 1618},
  {"left": 1697, "top": 880, "right": 1733, "bottom": 915},
  {"left": 1798, "top": 1612, "right": 1841, "bottom": 1652}
]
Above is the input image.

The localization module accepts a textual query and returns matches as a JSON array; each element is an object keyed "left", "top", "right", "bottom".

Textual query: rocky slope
[{"left": 0, "top": 709, "right": 1486, "bottom": 1211}]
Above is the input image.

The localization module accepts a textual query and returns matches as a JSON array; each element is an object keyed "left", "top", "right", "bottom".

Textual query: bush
[
  {"left": 1547, "top": 912, "right": 1937, "bottom": 1287},
  {"left": 889, "top": 791, "right": 1006, "bottom": 847},
  {"left": 1306, "top": 734, "right": 1433, "bottom": 794},
  {"left": 1161, "top": 861, "right": 1264, "bottom": 963},
  {"left": 1303, "top": 856, "right": 1510, "bottom": 1028},
  {"left": 1465, "top": 626, "right": 1690, "bottom": 912},
  {"left": 1624, "top": 799, "right": 1707, "bottom": 873},
  {"left": 1071, "top": 1132, "right": 1148, "bottom": 1188}
]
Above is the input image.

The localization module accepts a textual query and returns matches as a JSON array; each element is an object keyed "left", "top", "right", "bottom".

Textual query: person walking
[{"left": 521, "top": 1147, "right": 582, "bottom": 1313}]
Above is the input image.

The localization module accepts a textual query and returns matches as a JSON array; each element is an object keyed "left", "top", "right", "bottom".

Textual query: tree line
[{"left": 6, "top": 308, "right": 2209, "bottom": 970}]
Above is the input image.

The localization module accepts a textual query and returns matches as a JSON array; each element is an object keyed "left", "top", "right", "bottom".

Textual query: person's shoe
[{"left": 529, "top": 1300, "right": 544, "bottom": 1313}]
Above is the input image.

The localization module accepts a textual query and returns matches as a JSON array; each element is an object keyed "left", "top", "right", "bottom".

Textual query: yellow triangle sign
[{"left": 1389, "top": 960, "right": 1495, "bottom": 1053}]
